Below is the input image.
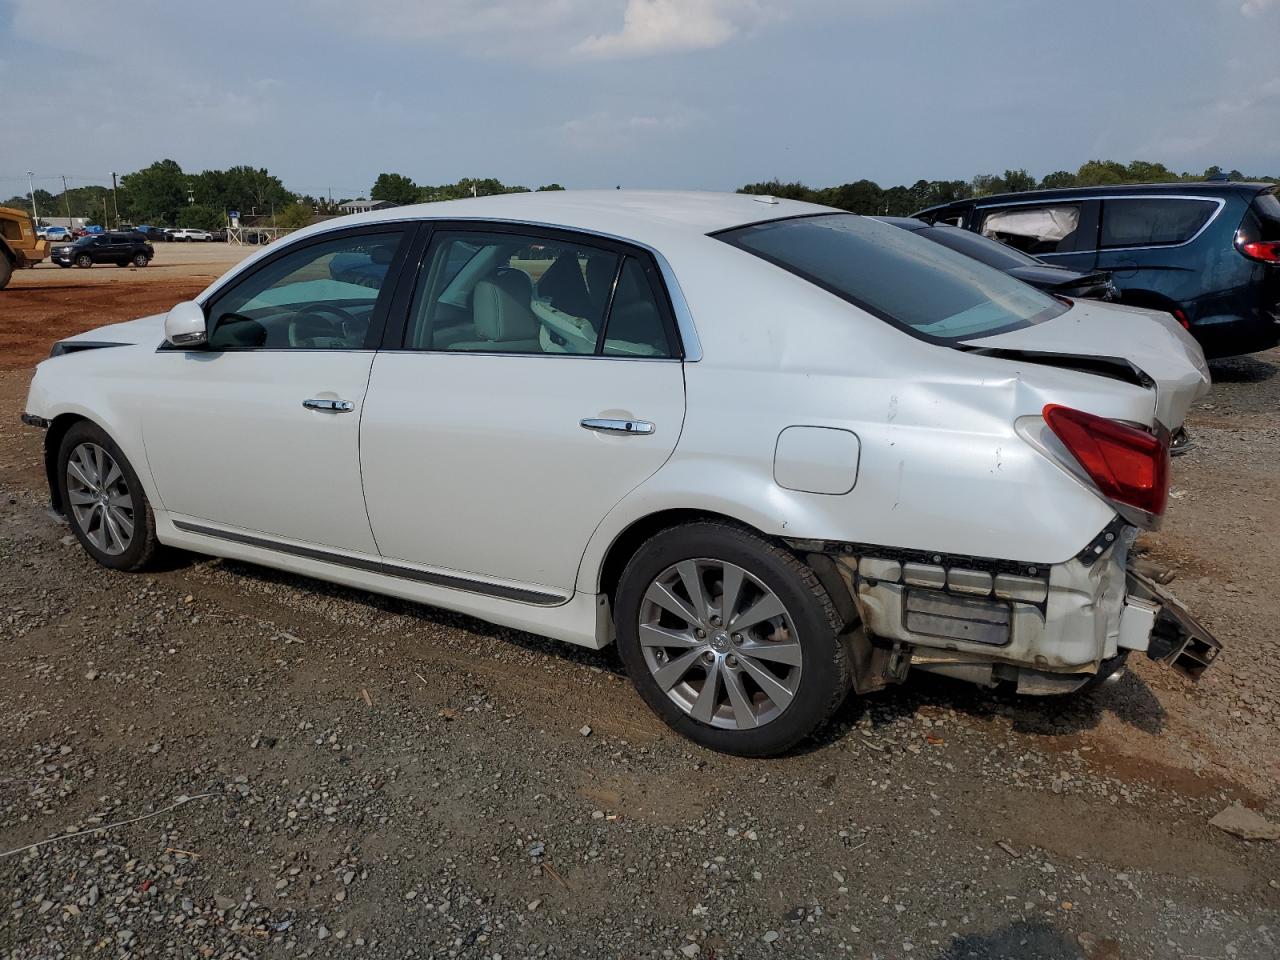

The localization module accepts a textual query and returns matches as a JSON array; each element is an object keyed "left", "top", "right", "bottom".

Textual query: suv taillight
[
  {"left": 1043, "top": 404, "right": 1169, "bottom": 517},
  {"left": 1239, "top": 240, "right": 1280, "bottom": 263}
]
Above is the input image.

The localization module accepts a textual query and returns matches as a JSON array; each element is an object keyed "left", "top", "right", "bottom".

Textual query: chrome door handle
[
  {"left": 302, "top": 398, "right": 354, "bottom": 412},
  {"left": 580, "top": 417, "right": 655, "bottom": 435}
]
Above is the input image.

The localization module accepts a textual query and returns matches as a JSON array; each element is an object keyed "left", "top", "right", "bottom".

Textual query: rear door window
[
  {"left": 717, "top": 213, "right": 1066, "bottom": 344},
  {"left": 978, "top": 203, "right": 1083, "bottom": 255},
  {"left": 1100, "top": 197, "right": 1217, "bottom": 248}
]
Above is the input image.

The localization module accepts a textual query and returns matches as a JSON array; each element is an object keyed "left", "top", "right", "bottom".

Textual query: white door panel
[
  {"left": 360, "top": 353, "right": 685, "bottom": 591},
  {"left": 143, "top": 351, "right": 378, "bottom": 553}
]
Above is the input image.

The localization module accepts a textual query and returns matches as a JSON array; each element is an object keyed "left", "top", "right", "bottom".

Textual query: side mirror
[{"left": 164, "top": 301, "right": 208, "bottom": 348}]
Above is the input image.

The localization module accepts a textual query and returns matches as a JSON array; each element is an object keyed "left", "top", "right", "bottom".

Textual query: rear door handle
[
  {"left": 580, "top": 417, "right": 654, "bottom": 435},
  {"left": 302, "top": 398, "right": 354, "bottom": 412}
]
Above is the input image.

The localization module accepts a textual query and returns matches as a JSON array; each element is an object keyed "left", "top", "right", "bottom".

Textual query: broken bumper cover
[{"left": 799, "top": 524, "right": 1221, "bottom": 693}]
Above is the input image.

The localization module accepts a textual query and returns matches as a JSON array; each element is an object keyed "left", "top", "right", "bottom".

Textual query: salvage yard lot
[{"left": 1, "top": 259, "right": 1278, "bottom": 958}]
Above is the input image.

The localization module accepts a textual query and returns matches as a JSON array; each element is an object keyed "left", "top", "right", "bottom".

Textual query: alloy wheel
[
  {"left": 638, "top": 558, "right": 803, "bottom": 730},
  {"left": 65, "top": 442, "right": 134, "bottom": 556}
]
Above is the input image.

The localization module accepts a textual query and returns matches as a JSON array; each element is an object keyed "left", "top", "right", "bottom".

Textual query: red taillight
[
  {"left": 1171, "top": 308, "right": 1190, "bottom": 330},
  {"left": 1043, "top": 404, "right": 1169, "bottom": 517},
  {"left": 1239, "top": 240, "right": 1280, "bottom": 263}
]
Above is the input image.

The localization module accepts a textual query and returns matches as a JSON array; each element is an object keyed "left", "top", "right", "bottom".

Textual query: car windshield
[
  {"left": 919, "top": 224, "right": 1043, "bottom": 270},
  {"left": 718, "top": 213, "right": 1066, "bottom": 343}
]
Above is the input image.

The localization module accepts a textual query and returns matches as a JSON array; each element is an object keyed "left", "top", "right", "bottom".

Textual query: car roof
[{"left": 321, "top": 190, "right": 838, "bottom": 248}]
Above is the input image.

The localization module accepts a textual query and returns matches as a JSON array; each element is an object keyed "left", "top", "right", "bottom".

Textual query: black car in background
[
  {"left": 877, "top": 216, "right": 1116, "bottom": 300},
  {"left": 50, "top": 232, "right": 155, "bottom": 268},
  {"left": 915, "top": 182, "right": 1280, "bottom": 358}
]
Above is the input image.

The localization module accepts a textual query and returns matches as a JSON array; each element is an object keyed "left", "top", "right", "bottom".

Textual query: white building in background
[{"left": 338, "top": 199, "right": 396, "bottom": 215}]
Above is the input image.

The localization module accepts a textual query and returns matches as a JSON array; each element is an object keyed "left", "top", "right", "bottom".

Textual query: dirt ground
[{"left": 0, "top": 261, "right": 1277, "bottom": 959}]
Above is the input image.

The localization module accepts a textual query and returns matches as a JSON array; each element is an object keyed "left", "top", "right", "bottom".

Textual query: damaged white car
[{"left": 21, "top": 191, "right": 1220, "bottom": 755}]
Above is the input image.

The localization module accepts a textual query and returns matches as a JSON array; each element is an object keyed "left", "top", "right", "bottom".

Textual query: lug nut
[
  {"left": 695, "top": 628, "right": 707, "bottom": 639},
  {"left": 731, "top": 633, "right": 743, "bottom": 645},
  {"left": 710, "top": 615, "right": 722, "bottom": 627},
  {"left": 725, "top": 655, "right": 739, "bottom": 668},
  {"left": 702, "top": 651, "right": 716, "bottom": 664}
]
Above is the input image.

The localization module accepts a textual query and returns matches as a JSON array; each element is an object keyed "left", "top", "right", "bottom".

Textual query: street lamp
[{"left": 26, "top": 171, "right": 39, "bottom": 223}]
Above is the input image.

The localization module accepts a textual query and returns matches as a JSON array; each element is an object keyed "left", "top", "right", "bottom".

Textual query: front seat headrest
[{"left": 472, "top": 270, "right": 538, "bottom": 342}]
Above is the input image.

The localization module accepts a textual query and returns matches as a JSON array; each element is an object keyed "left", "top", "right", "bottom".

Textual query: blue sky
[{"left": 1, "top": 0, "right": 1277, "bottom": 199}]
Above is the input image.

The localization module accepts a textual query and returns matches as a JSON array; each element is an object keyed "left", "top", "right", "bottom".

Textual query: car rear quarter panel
[{"left": 576, "top": 239, "right": 1150, "bottom": 593}]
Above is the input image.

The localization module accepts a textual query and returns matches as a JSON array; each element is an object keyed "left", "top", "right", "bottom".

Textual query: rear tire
[
  {"left": 0, "top": 255, "right": 11, "bottom": 290},
  {"left": 132, "top": 253, "right": 149, "bottom": 267},
  {"left": 57, "top": 421, "right": 161, "bottom": 572},
  {"left": 615, "top": 521, "right": 851, "bottom": 756}
]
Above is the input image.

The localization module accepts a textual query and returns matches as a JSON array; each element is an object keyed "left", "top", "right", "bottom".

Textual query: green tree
[
  {"left": 371, "top": 172, "right": 420, "bottom": 206},
  {"left": 176, "top": 204, "right": 223, "bottom": 231},
  {"left": 1039, "top": 170, "right": 1077, "bottom": 189},
  {"left": 738, "top": 180, "right": 820, "bottom": 202},
  {"left": 1003, "top": 169, "right": 1036, "bottom": 192},
  {"left": 121, "top": 159, "right": 189, "bottom": 224},
  {"left": 1124, "top": 160, "right": 1178, "bottom": 183},
  {"left": 971, "top": 173, "right": 1008, "bottom": 196},
  {"left": 274, "top": 202, "right": 315, "bottom": 229},
  {"left": 536, "top": 183, "right": 566, "bottom": 191},
  {"left": 822, "top": 180, "right": 884, "bottom": 214},
  {"left": 1075, "top": 160, "right": 1128, "bottom": 186}
]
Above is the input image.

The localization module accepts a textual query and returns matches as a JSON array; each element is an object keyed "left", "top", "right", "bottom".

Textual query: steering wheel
[{"left": 288, "top": 304, "right": 360, "bottom": 347}]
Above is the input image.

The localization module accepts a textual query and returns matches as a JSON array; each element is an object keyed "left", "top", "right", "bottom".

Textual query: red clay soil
[{"left": 0, "top": 278, "right": 206, "bottom": 371}]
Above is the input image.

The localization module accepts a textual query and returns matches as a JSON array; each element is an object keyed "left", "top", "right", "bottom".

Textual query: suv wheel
[
  {"left": 75, "top": 253, "right": 93, "bottom": 268},
  {"left": 0, "top": 255, "right": 11, "bottom": 290},
  {"left": 132, "top": 252, "right": 149, "bottom": 267},
  {"left": 57, "top": 422, "right": 161, "bottom": 571},
  {"left": 615, "top": 521, "right": 851, "bottom": 756}
]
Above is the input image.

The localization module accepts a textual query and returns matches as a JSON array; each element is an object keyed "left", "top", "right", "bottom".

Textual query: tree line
[
  {"left": 7, "top": 157, "right": 1276, "bottom": 230},
  {"left": 737, "top": 160, "right": 1279, "bottom": 216}
]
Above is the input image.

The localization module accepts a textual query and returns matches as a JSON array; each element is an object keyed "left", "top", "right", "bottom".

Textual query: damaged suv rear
[{"left": 713, "top": 213, "right": 1219, "bottom": 711}]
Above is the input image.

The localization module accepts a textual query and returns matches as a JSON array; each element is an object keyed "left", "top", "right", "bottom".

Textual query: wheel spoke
[
  {"left": 644, "top": 581, "right": 701, "bottom": 626},
  {"left": 737, "top": 638, "right": 803, "bottom": 666},
  {"left": 718, "top": 563, "right": 745, "bottom": 624},
  {"left": 689, "top": 658, "right": 722, "bottom": 723},
  {"left": 738, "top": 655, "right": 796, "bottom": 711},
  {"left": 652, "top": 647, "right": 703, "bottom": 692},
  {"left": 722, "top": 667, "right": 758, "bottom": 728},
  {"left": 67, "top": 489, "right": 97, "bottom": 506},
  {"left": 106, "top": 506, "right": 134, "bottom": 543},
  {"left": 108, "top": 491, "right": 132, "bottom": 509},
  {"left": 676, "top": 560, "right": 710, "bottom": 623},
  {"left": 67, "top": 457, "right": 95, "bottom": 490},
  {"left": 84, "top": 506, "right": 107, "bottom": 551},
  {"left": 729, "top": 592, "right": 785, "bottom": 633},
  {"left": 93, "top": 445, "right": 107, "bottom": 485},
  {"left": 638, "top": 623, "right": 701, "bottom": 649},
  {"left": 101, "top": 459, "right": 122, "bottom": 489}
]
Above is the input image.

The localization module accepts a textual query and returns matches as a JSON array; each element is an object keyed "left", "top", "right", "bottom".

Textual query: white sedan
[{"left": 21, "top": 191, "right": 1220, "bottom": 755}]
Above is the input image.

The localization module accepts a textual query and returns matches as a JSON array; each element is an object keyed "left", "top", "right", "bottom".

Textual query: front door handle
[
  {"left": 302, "top": 398, "right": 355, "bottom": 413},
  {"left": 580, "top": 417, "right": 655, "bottom": 435}
]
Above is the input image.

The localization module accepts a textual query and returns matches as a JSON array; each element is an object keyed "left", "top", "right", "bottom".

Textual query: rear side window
[
  {"left": 1239, "top": 190, "right": 1280, "bottom": 243},
  {"left": 1100, "top": 198, "right": 1217, "bottom": 248},
  {"left": 978, "top": 203, "right": 1082, "bottom": 255},
  {"left": 718, "top": 213, "right": 1067, "bottom": 344},
  {"left": 0, "top": 219, "right": 20, "bottom": 241}
]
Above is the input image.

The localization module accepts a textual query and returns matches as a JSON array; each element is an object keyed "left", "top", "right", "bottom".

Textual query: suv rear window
[
  {"left": 718, "top": 214, "right": 1067, "bottom": 344},
  {"left": 1100, "top": 197, "right": 1217, "bottom": 248},
  {"left": 1240, "top": 189, "right": 1280, "bottom": 242}
]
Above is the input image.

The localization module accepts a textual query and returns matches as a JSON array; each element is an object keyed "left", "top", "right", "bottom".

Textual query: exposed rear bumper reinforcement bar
[{"left": 1126, "top": 569, "right": 1223, "bottom": 681}]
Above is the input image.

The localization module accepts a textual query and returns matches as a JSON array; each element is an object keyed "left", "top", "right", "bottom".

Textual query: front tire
[
  {"left": 615, "top": 521, "right": 851, "bottom": 756},
  {"left": 57, "top": 422, "right": 161, "bottom": 571},
  {"left": 0, "top": 255, "right": 11, "bottom": 290},
  {"left": 75, "top": 254, "right": 93, "bottom": 268}
]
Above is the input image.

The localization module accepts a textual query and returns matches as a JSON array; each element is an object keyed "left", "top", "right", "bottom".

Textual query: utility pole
[
  {"left": 61, "top": 175, "right": 73, "bottom": 223},
  {"left": 111, "top": 172, "right": 121, "bottom": 227},
  {"left": 26, "top": 171, "right": 39, "bottom": 223}
]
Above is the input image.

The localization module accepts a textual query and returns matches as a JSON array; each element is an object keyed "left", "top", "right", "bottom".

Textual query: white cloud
[
  {"left": 573, "top": 0, "right": 766, "bottom": 59},
  {"left": 1240, "top": 0, "right": 1275, "bottom": 16}
]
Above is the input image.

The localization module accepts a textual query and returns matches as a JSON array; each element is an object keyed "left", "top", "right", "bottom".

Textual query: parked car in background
[
  {"left": 134, "top": 226, "right": 171, "bottom": 243},
  {"left": 170, "top": 228, "right": 213, "bottom": 242},
  {"left": 72, "top": 225, "right": 104, "bottom": 239},
  {"left": 877, "top": 217, "right": 1116, "bottom": 301},
  {"left": 22, "top": 191, "right": 1219, "bottom": 755},
  {"left": 210, "top": 228, "right": 227, "bottom": 242},
  {"left": 39, "top": 226, "right": 74, "bottom": 243},
  {"left": 49, "top": 232, "right": 154, "bottom": 268},
  {"left": 916, "top": 182, "right": 1280, "bottom": 358}
]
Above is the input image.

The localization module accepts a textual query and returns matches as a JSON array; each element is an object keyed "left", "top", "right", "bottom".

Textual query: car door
[
  {"left": 142, "top": 226, "right": 411, "bottom": 553},
  {"left": 973, "top": 200, "right": 1099, "bottom": 274},
  {"left": 360, "top": 223, "right": 687, "bottom": 594},
  {"left": 1094, "top": 195, "right": 1222, "bottom": 292}
]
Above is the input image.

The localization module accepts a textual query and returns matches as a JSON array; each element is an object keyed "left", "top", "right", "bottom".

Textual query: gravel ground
[{"left": 0, "top": 284, "right": 1277, "bottom": 958}]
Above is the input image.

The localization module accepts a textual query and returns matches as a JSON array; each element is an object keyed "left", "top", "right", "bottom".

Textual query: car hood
[
  {"left": 61, "top": 312, "right": 167, "bottom": 346},
  {"left": 962, "top": 299, "right": 1210, "bottom": 428}
]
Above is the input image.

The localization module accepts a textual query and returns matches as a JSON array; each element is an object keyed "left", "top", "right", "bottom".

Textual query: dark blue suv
[{"left": 916, "top": 182, "right": 1280, "bottom": 358}]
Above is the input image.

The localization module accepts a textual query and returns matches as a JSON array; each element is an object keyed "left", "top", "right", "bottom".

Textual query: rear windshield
[{"left": 718, "top": 213, "right": 1066, "bottom": 343}]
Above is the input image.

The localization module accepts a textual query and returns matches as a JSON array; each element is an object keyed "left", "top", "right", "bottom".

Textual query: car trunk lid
[{"left": 960, "top": 299, "right": 1210, "bottom": 428}]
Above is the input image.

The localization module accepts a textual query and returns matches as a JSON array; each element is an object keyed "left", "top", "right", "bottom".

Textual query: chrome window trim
[
  {"left": 974, "top": 195, "right": 1226, "bottom": 255},
  {"left": 196, "top": 214, "right": 704, "bottom": 362}
]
